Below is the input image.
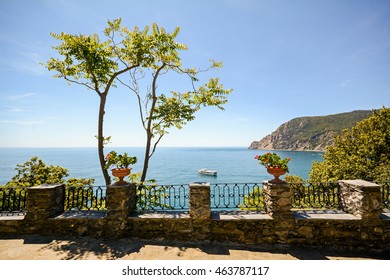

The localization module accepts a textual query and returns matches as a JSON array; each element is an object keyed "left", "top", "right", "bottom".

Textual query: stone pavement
[{"left": 0, "top": 235, "right": 388, "bottom": 260}]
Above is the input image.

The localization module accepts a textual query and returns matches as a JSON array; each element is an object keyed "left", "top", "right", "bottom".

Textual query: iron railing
[
  {"left": 291, "top": 182, "right": 341, "bottom": 209},
  {"left": 136, "top": 184, "right": 189, "bottom": 211},
  {"left": 0, "top": 187, "right": 27, "bottom": 215},
  {"left": 0, "top": 181, "right": 388, "bottom": 214},
  {"left": 64, "top": 186, "right": 106, "bottom": 211},
  {"left": 210, "top": 183, "right": 265, "bottom": 210}
]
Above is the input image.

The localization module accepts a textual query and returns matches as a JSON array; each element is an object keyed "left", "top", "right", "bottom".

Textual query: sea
[{"left": 0, "top": 147, "right": 324, "bottom": 186}]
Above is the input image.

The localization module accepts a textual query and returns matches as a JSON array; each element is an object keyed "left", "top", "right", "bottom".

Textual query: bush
[{"left": 309, "top": 108, "right": 390, "bottom": 182}]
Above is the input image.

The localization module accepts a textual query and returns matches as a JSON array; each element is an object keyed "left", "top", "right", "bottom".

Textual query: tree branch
[
  {"left": 145, "top": 63, "right": 166, "bottom": 135},
  {"left": 63, "top": 76, "right": 98, "bottom": 93},
  {"left": 150, "top": 132, "right": 164, "bottom": 158},
  {"left": 104, "top": 64, "right": 139, "bottom": 95}
]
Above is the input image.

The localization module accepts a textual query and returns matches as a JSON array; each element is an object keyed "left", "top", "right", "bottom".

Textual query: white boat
[{"left": 198, "top": 168, "right": 217, "bottom": 176}]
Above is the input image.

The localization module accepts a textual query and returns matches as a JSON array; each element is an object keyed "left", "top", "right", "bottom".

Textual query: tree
[
  {"left": 44, "top": 18, "right": 150, "bottom": 185},
  {"left": 45, "top": 19, "right": 231, "bottom": 184},
  {"left": 6, "top": 156, "right": 95, "bottom": 187},
  {"left": 4, "top": 157, "right": 100, "bottom": 211},
  {"left": 309, "top": 107, "right": 390, "bottom": 182},
  {"left": 6, "top": 157, "right": 68, "bottom": 187},
  {"left": 115, "top": 24, "right": 232, "bottom": 182}
]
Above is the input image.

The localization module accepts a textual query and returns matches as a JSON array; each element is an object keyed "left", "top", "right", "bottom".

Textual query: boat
[{"left": 198, "top": 168, "right": 217, "bottom": 176}]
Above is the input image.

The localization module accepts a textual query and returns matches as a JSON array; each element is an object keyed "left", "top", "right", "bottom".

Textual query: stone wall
[
  {"left": 339, "top": 180, "right": 383, "bottom": 219},
  {"left": 0, "top": 180, "right": 389, "bottom": 253}
]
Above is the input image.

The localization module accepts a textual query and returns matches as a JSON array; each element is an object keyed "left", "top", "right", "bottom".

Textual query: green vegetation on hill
[{"left": 250, "top": 110, "right": 374, "bottom": 151}]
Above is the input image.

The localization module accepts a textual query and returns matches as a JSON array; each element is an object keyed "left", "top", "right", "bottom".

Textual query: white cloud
[
  {"left": 8, "top": 108, "right": 25, "bottom": 112},
  {"left": 339, "top": 79, "right": 352, "bottom": 88},
  {"left": 7, "top": 52, "right": 46, "bottom": 75},
  {"left": 1, "top": 120, "right": 44, "bottom": 125},
  {"left": 4, "top": 92, "right": 37, "bottom": 100}
]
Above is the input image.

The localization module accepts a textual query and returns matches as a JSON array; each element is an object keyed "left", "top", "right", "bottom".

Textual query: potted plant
[
  {"left": 105, "top": 151, "right": 137, "bottom": 185},
  {"left": 254, "top": 152, "right": 291, "bottom": 183}
]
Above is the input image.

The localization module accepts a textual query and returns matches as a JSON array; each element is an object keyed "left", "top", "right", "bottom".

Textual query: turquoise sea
[{"left": 0, "top": 147, "right": 324, "bottom": 186}]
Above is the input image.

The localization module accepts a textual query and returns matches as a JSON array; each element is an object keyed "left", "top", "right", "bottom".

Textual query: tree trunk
[
  {"left": 98, "top": 95, "right": 111, "bottom": 186},
  {"left": 140, "top": 131, "right": 152, "bottom": 183},
  {"left": 140, "top": 66, "right": 164, "bottom": 184}
]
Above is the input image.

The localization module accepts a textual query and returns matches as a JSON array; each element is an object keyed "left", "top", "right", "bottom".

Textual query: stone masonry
[
  {"left": 339, "top": 179, "right": 383, "bottom": 219},
  {"left": 189, "top": 182, "right": 211, "bottom": 220},
  {"left": 1, "top": 180, "right": 389, "bottom": 253},
  {"left": 263, "top": 180, "right": 292, "bottom": 219}
]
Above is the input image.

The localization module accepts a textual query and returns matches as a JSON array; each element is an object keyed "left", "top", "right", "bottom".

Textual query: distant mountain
[{"left": 249, "top": 110, "right": 374, "bottom": 151}]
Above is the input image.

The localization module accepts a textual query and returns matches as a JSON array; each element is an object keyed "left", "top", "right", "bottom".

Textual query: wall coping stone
[
  {"left": 128, "top": 210, "right": 274, "bottom": 220},
  {"left": 293, "top": 210, "right": 360, "bottom": 220},
  {"left": 54, "top": 211, "right": 106, "bottom": 219},
  {"left": 189, "top": 182, "right": 210, "bottom": 187},
  {"left": 0, "top": 215, "right": 25, "bottom": 221},
  {"left": 380, "top": 210, "right": 390, "bottom": 220},
  {"left": 3, "top": 209, "right": 389, "bottom": 221},
  {"left": 211, "top": 211, "right": 272, "bottom": 220},
  {"left": 263, "top": 180, "right": 289, "bottom": 187},
  {"left": 27, "top": 184, "right": 64, "bottom": 190},
  {"left": 129, "top": 211, "right": 190, "bottom": 219},
  {"left": 339, "top": 179, "right": 379, "bottom": 188}
]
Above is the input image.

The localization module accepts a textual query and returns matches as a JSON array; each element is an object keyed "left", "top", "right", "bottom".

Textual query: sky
[{"left": 0, "top": 0, "right": 389, "bottom": 148}]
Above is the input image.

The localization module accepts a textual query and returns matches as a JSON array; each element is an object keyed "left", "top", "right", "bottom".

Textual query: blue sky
[{"left": 0, "top": 0, "right": 389, "bottom": 147}]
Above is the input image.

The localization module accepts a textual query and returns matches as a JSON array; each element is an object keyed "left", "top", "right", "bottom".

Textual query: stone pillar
[
  {"left": 263, "top": 180, "right": 292, "bottom": 219},
  {"left": 339, "top": 179, "right": 382, "bottom": 219},
  {"left": 24, "top": 184, "right": 65, "bottom": 224},
  {"left": 189, "top": 182, "right": 211, "bottom": 220},
  {"left": 106, "top": 183, "right": 135, "bottom": 218}
]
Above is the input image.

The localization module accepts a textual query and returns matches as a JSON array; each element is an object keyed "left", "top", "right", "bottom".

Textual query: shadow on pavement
[{"left": 2, "top": 235, "right": 389, "bottom": 260}]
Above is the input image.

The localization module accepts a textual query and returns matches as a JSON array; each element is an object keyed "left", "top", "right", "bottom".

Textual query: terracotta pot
[
  {"left": 111, "top": 168, "right": 131, "bottom": 186},
  {"left": 266, "top": 166, "right": 286, "bottom": 183}
]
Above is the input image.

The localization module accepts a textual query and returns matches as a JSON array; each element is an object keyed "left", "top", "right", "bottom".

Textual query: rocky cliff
[{"left": 249, "top": 110, "right": 373, "bottom": 151}]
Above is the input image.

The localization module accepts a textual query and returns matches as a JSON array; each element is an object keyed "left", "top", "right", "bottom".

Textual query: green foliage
[
  {"left": 240, "top": 185, "right": 264, "bottom": 210},
  {"left": 6, "top": 157, "right": 68, "bottom": 187},
  {"left": 6, "top": 157, "right": 95, "bottom": 187},
  {"left": 286, "top": 175, "right": 341, "bottom": 209},
  {"left": 64, "top": 186, "right": 106, "bottom": 211},
  {"left": 127, "top": 172, "right": 172, "bottom": 210},
  {"left": 44, "top": 18, "right": 232, "bottom": 184},
  {"left": 136, "top": 185, "right": 175, "bottom": 210},
  {"left": 65, "top": 178, "right": 95, "bottom": 187},
  {"left": 44, "top": 18, "right": 172, "bottom": 185},
  {"left": 309, "top": 108, "right": 390, "bottom": 182},
  {"left": 46, "top": 33, "right": 116, "bottom": 91},
  {"left": 254, "top": 152, "right": 291, "bottom": 172},
  {"left": 290, "top": 181, "right": 341, "bottom": 209},
  {"left": 0, "top": 186, "right": 27, "bottom": 212},
  {"left": 3, "top": 157, "right": 96, "bottom": 212},
  {"left": 241, "top": 175, "right": 305, "bottom": 211},
  {"left": 285, "top": 174, "right": 305, "bottom": 183},
  {"left": 104, "top": 151, "right": 137, "bottom": 169},
  {"left": 115, "top": 21, "right": 233, "bottom": 182},
  {"left": 44, "top": 18, "right": 157, "bottom": 92}
]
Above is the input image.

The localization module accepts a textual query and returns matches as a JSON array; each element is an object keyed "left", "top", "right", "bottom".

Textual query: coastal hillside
[{"left": 249, "top": 110, "right": 374, "bottom": 151}]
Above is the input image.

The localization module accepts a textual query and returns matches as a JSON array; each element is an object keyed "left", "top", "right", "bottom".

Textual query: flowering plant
[
  {"left": 104, "top": 151, "right": 137, "bottom": 169},
  {"left": 254, "top": 152, "right": 291, "bottom": 172}
]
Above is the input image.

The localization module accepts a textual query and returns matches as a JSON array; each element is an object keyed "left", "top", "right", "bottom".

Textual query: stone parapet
[
  {"left": 24, "top": 184, "right": 65, "bottom": 222},
  {"left": 339, "top": 179, "right": 383, "bottom": 219},
  {"left": 263, "top": 180, "right": 292, "bottom": 219},
  {"left": 189, "top": 182, "right": 211, "bottom": 220},
  {"left": 1, "top": 180, "right": 389, "bottom": 253},
  {"left": 106, "top": 183, "right": 135, "bottom": 219}
]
